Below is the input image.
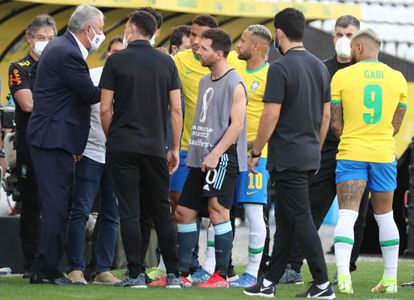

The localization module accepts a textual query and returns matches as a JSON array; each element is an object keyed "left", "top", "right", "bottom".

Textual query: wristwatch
[{"left": 250, "top": 150, "right": 261, "bottom": 158}]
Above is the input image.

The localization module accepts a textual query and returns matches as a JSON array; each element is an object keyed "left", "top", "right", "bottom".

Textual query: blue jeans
[{"left": 67, "top": 156, "right": 119, "bottom": 272}]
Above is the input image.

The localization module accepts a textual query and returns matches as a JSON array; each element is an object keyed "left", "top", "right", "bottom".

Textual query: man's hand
[
  {"left": 200, "top": 152, "right": 220, "bottom": 172},
  {"left": 248, "top": 157, "right": 259, "bottom": 174},
  {"left": 73, "top": 155, "right": 83, "bottom": 162},
  {"left": 0, "top": 157, "right": 7, "bottom": 175},
  {"left": 166, "top": 149, "right": 179, "bottom": 174}
]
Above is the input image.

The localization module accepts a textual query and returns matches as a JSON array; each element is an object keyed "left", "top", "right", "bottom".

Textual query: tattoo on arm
[
  {"left": 392, "top": 106, "right": 407, "bottom": 136},
  {"left": 331, "top": 103, "right": 344, "bottom": 137}
]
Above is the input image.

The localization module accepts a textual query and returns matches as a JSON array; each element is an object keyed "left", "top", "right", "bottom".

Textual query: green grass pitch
[{"left": 0, "top": 262, "right": 414, "bottom": 299}]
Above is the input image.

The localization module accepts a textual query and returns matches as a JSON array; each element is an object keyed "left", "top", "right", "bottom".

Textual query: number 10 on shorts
[{"left": 248, "top": 172, "right": 263, "bottom": 189}]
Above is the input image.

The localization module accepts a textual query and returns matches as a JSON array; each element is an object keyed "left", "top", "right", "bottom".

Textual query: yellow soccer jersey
[
  {"left": 174, "top": 49, "right": 244, "bottom": 151},
  {"left": 236, "top": 62, "right": 269, "bottom": 158},
  {"left": 331, "top": 60, "right": 408, "bottom": 163}
]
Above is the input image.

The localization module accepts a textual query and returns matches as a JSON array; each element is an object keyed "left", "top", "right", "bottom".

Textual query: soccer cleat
[
  {"left": 296, "top": 282, "right": 336, "bottom": 299},
  {"left": 54, "top": 276, "right": 86, "bottom": 286},
  {"left": 401, "top": 279, "right": 414, "bottom": 287},
  {"left": 148, "top": 275, "right": 167, "bottom": 287},
  {"left": 244, "top": 278, "right": 276, "bottom": 298},
  {"left": 279, "top": 264, "right": 304, "bottom": 284},
  {"left": 197, "top": 272, "right": 229, "bottom": 288},
  {"left": 227, "top": 268, "right": 239, "bottom": 283},
  {"left": 190, "top": 268, "right": 211, "bottom": 284},
  {"left": 166, "top": 273, "right": 184, "bottom": 289},
  {"left": 337, "top": 274, "right": 353, "bottom": 294},
  {"left": 230, "top": 272, "right": 257, "bottom": 288},
  {"left": 179, "top": 275, "right": 193, "bottom": 287},
  {"left": 115, "top": 273, "right": 147, "bottom": 288},
  {"left": 371, "top": 276, "right": 397, "bottom": 293},
  {"left": 147, "top": 267, "right": 166, "bottom": 281}
]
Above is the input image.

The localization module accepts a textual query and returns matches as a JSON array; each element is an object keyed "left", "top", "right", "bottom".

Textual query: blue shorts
[
  {"left": 170, "top": 150, "right": 189, "bottom": 193},
  {"left": 233, "top": 158, "right": 269, "bottom": 205},
  {"left": 336, "top": 160, "right": 397, "bottom": 193}
]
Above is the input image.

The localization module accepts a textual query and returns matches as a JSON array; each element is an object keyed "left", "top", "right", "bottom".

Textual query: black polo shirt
[
  {"left": 8, "top": 53, "right": 36, "bottom": 151},
  {"left": 322, "top": 56, "right": 353, "bottom": 152},
  {"left": 99, "top": 40, "right": 181, "bottom": 157},
  {"left": 263, "top": 50, "right": 331, "bottom": 172}
]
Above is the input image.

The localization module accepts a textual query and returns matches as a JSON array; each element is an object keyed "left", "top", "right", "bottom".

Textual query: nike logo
[
  {"left": 185, "top": 70, "right": 193, "bottom": 75},
  {"left": 311, "top": 289, "right": 328, "bottom": 297},
  {"left": 259, "top": 285, "right": 273, "bottom": 293},
  {"left": 246, "top": 191, "right": 257, "bottom": 196}
]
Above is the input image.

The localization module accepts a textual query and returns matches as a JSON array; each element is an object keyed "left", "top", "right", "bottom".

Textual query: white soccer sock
[
  {"left": 334, "top": 209, "right": 358, "bottom": 276},
  {"left": 375, "top": 211, "right": 399, "bottom": 278},
  {"left": 317, "top": 281, "right": 330, "bottom": 290},
  {"left": 203, "top": 222, "right": 216, "bottom": 274},
  {"left": 244, "top": 204, "right": 266, "bottom": 278},
  {"left": 158, "top": 255, "right": 166, "bottom": 272}
]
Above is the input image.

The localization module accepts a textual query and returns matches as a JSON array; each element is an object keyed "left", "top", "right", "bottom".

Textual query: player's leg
[
  {"left": 231, "top": 158, "right": 268, "bottom": 287},
  {"left": 203, "top": 223, "right": 216, "bottom": 274},
  {"left": 198, "top": 151, "right": 239, "bottom": 288},
  {"left": 244, "top": 204, "right": 266, "bottom": 275},
  {"left": 350, "top": 189, "right": 369, "bottom": 272},
  {"left": 175, "top": 168, "right": 203, "bottom": 280},
  {"left": 169, "top": 151, "right": 189, "bottom": 214},
  {"left": 369, "top": 161, "right": 398, "bottom": 294},
  {"left": 205, "top": 197, "right": 232, "bottom": 286},
  {"left": 334, "top": 160, "right": 367, "bottom": 294},
  {"left": 191, "top": 222, "right": 215, "bottom": 284},
  {"left": 170, "top": 150, "right": 201, "bottom": 274}
]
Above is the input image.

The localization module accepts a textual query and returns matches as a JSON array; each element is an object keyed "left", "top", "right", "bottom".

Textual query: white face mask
[
  {"left": 335, "top": 36, "right": 351, "bottom": 58},
  {"left": 123, "top": 32, "right": 131, "bottom": 49},
  {"left": 87, "top": 26, "right": 105, "bottom": 52},
  {"left": 149, "top": 35, "right": 156, "bottom": 47},
  {"left": 33, "top": 40, "right": 49, "bottom": 57}
]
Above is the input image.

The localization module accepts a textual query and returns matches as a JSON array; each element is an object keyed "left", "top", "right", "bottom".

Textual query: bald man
[{"left": 331, "top": 29, "right": 408, "bottom": 294}]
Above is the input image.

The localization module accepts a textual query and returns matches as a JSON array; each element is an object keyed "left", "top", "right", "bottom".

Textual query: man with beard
[{"left": 175, "top": 28, "right": 247, "bottom": 288}]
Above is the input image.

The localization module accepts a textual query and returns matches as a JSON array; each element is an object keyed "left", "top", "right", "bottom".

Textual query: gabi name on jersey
[{"left": 364, "top": 70, "right": 384, "bottom": 79}]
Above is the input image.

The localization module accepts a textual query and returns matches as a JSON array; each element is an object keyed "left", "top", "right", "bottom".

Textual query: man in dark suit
[{"left": 27, "top": 4, "right": 105, "bottom": 285}]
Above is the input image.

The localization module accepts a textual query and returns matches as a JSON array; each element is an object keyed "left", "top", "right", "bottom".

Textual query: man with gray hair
[
  {"left": 8, "top": 13, "right": 57, "bottom": 279},
  {"left": 331, "top": 28, "right": 407, "bottom": 294},
  {"left": 27, "top": 4, "right": 104, "bottom": 285}
]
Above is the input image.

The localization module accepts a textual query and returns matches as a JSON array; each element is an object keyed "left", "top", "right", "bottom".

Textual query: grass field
[{"left": 1, "top": 262, "right": 414, "bottom": 300}]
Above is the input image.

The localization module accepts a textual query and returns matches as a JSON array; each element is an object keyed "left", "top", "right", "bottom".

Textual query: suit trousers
[
  {"left": 265, "top": 170, "right": 328, "bottom": 285},
  {"left": 29, "top": 144, "right": 74, "bottom": 279},
  {"left": 107, "top": 151, "right": 179, "bottom": 277}
]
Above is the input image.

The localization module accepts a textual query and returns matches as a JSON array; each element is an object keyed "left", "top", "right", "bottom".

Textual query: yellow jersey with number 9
[
  {"left": 174, "top": 49, "right": 245, "bottom": 151},
  {"left": 331, "top": 60, "right": 408, "bottom": 163},
  {"left": 236, "top": 62, "right": 269, "bottom": 158}
]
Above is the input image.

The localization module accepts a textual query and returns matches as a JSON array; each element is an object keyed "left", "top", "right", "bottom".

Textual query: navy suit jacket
[{"left": 27, "top": 31, "right": 100, "bottom": 155}]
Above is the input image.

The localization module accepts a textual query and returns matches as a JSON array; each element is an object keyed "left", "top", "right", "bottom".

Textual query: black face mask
[{"left": 274, "top": 38, "right": 284, "bottom": 56}]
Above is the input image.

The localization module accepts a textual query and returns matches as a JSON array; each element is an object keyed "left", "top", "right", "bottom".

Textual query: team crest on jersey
[{"left": 251, "top": 81, "right": 259, "bottom": 91}]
